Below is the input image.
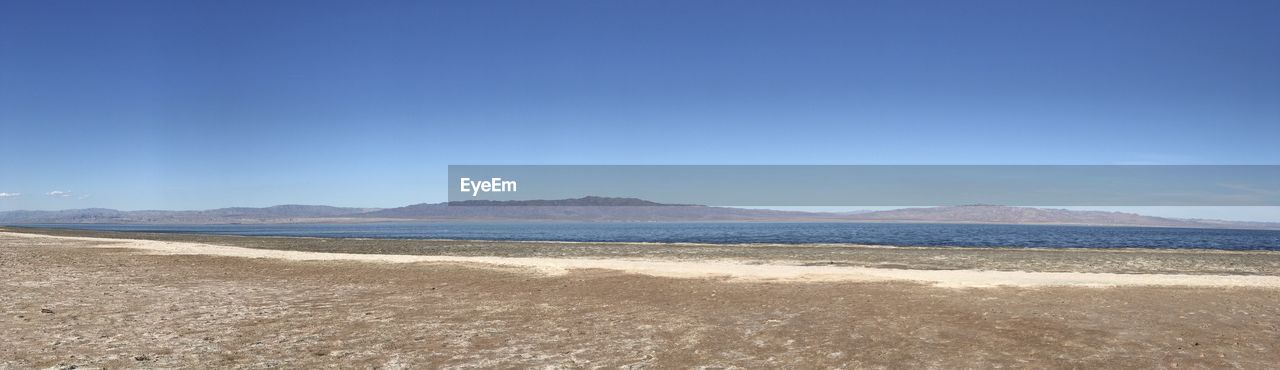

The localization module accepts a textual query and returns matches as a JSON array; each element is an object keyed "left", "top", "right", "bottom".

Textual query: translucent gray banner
[{"left": 447, "top": 165, "right": 1280, "bottom": 206}]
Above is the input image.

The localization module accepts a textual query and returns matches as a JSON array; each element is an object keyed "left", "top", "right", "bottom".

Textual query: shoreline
[
  {"left": 4, "top": 226, "right": 1280, "bottom": 277},
  {"left": 4, "top": 225, "right": 1277, "bottom": 254},
  {"left": 8, "top": 216, "right": 1280, "bottom": 231},
  {"left": 5, "top": 230, "right": 1280, "bottom": 288}
]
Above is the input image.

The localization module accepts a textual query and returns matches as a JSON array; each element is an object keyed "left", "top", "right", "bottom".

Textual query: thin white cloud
[
  {"left": 0, "top": 192, "right": 19, "bottom": 198},
  {"left": 44, "top": 190, "right": 91, "bottom": 200}
]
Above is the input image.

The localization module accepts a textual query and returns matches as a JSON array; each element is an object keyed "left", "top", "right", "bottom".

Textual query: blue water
[{"left": 15, "top": 222, "right": 1280, "bottom": 250}]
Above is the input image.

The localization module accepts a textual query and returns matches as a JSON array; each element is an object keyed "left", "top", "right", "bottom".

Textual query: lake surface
[{"left": 16, "top": 222, "right": 1280, "bottom": 250}]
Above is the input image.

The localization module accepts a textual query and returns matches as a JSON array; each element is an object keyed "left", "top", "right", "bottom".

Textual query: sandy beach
[
  {"left": 4, "top": 231, "right": 1280, "bottom": 289},
  {"left": 3, "top": 228, "right": 1279, "bottom": 368}
]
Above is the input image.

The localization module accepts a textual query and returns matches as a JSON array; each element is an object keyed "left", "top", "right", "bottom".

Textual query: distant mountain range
[
  {"left": 2, "top": 196, "right": 1278, "bottom": 230},
  {"left": 0, "top": 205, "right": 380, "bottom": 224}
]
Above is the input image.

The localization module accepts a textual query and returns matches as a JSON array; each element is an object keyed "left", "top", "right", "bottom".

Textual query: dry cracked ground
[{"left": 2, "top": 233, "right": 1279, "bottom": 368}]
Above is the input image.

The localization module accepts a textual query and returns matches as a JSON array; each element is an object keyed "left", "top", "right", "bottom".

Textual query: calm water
[{"left": 16, "top": 222, "right": 1280, "bottom": 250}]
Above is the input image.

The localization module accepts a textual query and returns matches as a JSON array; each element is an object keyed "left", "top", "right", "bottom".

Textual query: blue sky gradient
[{"left": 2, "top": 0, "right": 1278, "bottom": 217}]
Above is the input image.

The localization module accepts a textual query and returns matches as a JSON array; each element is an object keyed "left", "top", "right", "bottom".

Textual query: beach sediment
[{"left": 3, "top": 229, "right": 1279, "bottom": 367}]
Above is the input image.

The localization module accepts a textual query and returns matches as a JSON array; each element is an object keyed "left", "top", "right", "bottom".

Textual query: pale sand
[{"left": 5, "top": 231, "right": 1279, "bottom": 288}]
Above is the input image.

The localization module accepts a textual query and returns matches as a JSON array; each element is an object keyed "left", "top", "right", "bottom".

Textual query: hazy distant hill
[
  {"left": 363, "top": 199, "right": 1278, "bottom": 229},
  {"left": 844, "top": 205, "right": 1214, "bottom": 228},
  {"left": 0, "top": 205, "right": 378, "bottom": 224},
  {"left": 2, "top": 197, "right": 1278, "bottom": 230}
]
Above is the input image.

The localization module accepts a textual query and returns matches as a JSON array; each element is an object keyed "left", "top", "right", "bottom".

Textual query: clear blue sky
[{"left": 2, "top": 0, "right": 1278, "bottom": 216}]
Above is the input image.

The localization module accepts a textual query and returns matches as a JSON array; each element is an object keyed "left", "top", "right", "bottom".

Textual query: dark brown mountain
[{"left": 359, "top": 197, "right": 833, "bottom": 221}]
